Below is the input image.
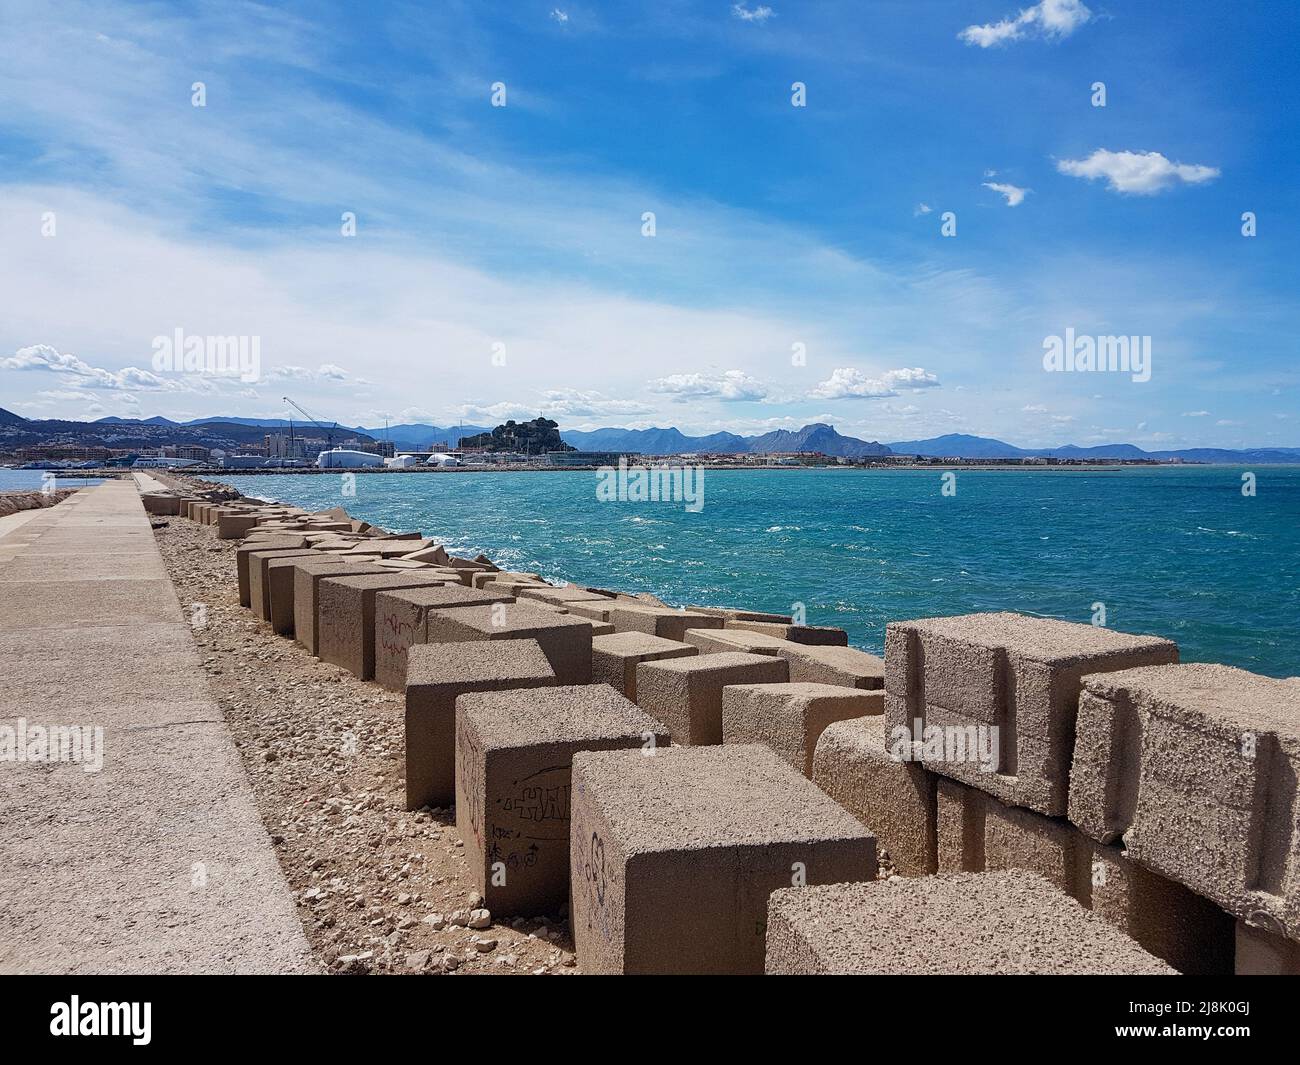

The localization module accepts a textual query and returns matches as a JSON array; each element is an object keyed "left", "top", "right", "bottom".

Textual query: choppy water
[
  {"left": 224, "top": 466, "right": 1300, "bottom": 678},
  {"left": 0, "top": 470, "right": 105, "bottom": 490}
]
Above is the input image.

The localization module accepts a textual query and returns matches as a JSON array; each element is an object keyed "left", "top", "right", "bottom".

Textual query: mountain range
[{"left": 2, "top": 409, "right": 1298, "bottom": 463}]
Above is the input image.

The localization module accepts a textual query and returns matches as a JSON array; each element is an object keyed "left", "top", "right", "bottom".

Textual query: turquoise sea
[{"left": 224, "top": 466, "right": 1299, "bottom": 678}]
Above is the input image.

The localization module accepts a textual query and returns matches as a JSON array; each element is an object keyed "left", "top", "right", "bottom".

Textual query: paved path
[{"left": 0, "top": 482, "right": 315, "bottom": 973}]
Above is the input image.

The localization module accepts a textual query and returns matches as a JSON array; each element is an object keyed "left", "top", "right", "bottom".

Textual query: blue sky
[{"left": 1, "top": 0, "right": 1296, "bottom": 448}]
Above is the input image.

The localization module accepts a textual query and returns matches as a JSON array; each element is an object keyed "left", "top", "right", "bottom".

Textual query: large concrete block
[
  {"left": 682, "top": 627, "right": 790, "bottom": 655},
  {"left": 723, "top": 682, "right": 881, "bottom": 777},
  {"left": 373, "top": 584, "right": 512, "bottom": 691},
  {"left": 570, "top": 744, "right": 876, "bottom": 974},
  {"left": 764, "top": 872, "right": 1176, "bottom": 974},
  {"left": 292, "top": 562, "right": 385, "bottom": 655},
  {"left": 456, "top": 684, "right": 667, "bottom": 916},
  {"left": 779, "top": 644, "right": 885, "bottom": 689},
  {"left": 636, "top": 652, "right": 789, "bottom": 745},
  {"left": 725, "top": 619, "right": 848, "bottom": 646},
  {"left": 688, "top": 606, "right": 793, "bottom": 623},
  {"left": 517, "top": 584, "right": 612, "bottom": 607},
  {"left": 885, "top": 612, "right": 1178, "bottom": 816},
  {"left": 316, "top": 573, "right": 444, "bottom": 679},
  {"left": 266, "top": 555, "right": 346, "bottom": 636},
  {"left": 235, "top": 541, "right": 308, "bottom": 606},
  {"left": 217, "top": 512, "right": 261, "bottom": 540},
  {"left": 937, "top": 776, "right": 1234, "bottom": 974},
  {"left": 423, "top": 601, "right": 593, "bottom": 685},
  {"left": 1069, "top": 662, "right": 1300, "bottom": 939},
  {"left": 404, "top": 639, "right": 557, "bottom": 810},
  {"left": 607, "top": 602, "right": 725, "bottom": 641},
  {"left": 813, "top": 715, "right": 937, "bottom": 877},
  {"left": 1236, "top": 921, "right": 1300, "bottom": 975},
  {"left": 248, "top": 549, "right": 319, "bottom": 621},
  {"left": 591, "top": 631, "right": 698, "bottom": 701}
]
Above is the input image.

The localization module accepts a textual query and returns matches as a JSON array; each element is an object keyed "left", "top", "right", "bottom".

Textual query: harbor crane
[{"left": 281, "top": 396, "right": 337, "bottom": 452}]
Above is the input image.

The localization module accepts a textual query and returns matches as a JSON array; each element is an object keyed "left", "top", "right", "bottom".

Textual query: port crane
[{"left": 281, "top": 396, "right": 337, "bottom": 454}]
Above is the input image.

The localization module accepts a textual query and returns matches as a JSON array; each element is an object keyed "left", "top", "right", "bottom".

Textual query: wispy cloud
[
  {"left": 960, "top": 0, "right": 1092, "bottom": 48},
  {"left": 808, "top": 367, "right": 940, "bottom": 400},
  {"left": 732, "top": 4, "right": 776, "bottom": 24},
  {"left": 1056, "top": 149, "right": 1220, "bottom": 194},
  {"left": 983, "top": 181, "right": 1030, "bottom": 206},
  {"left": 649, "top": 370, "right": 770, "bottom": 402}
]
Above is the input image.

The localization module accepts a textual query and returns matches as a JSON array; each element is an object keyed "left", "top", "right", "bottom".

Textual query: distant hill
[
  {"left": 0, "top": 407, "right": 27, "bottom": 425},
  {"left": 886, "top": 434, "right": 1300, "bottom": 463},
  {"left": 561, "top": 422, "right": 889, "bottom": 457}
]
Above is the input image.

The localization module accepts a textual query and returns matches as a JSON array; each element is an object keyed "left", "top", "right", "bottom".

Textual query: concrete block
[
  {"left": 235, "top": 541, "right": 307, "bottom": 606},
  {"left": 683, "top": 627, "right": 790, "bottom": 655},
  {"left": 722, "top": 682, "right": 881, "bottom": 777},
  {"left": 591, "top": 631, "right": 698, "bottom": 701},
  {"left": 266, "top": 556, "right": 346, "bottom": 636},
  {"left": 249, "top": 549, "right": 319, "bottom": 621},
  {"left": 1236, "top": 921, "right": 1300, "bottom": 975},
  {"left": 937, "top": 776, "right": 1234, "bottom": 973},
  {"left": 423, "top": 601, "right": 593, "bottom": 685},
  {"left": 812, "top": 714, "right": 937, "bottom": 877},
  {"left": 725, "top": 619, "right": 848, "bottom": 646},
  {"left": 404, "top": 639, "right": 557, "bottom": 810},
  {"left": 217, "top": 512, "right": 261, "bottom": 540},
  {"left": 607, "top": 602, "right": 725, "bottom": 641},
  {"left": 456, "top": 684, "right": 667, "bottom": 916},
  {"left": 885, "top": 612, "right": 1178, "bottom": 816},
  {"left": 297, "top": 561, "right": 387, "bottom": 652},
  {"left": 404, "top": 545, "right": 451, "bottom": 565},
  {"left": 688, "top": 606, "right": 793, "bottom": 623},
  {"left": 1069, "top": 662, "right": 1300, "bottom": 938},
  {"left": 373, "top": 584, "right": 513, "bottom": 691},
  {"left": 636, "top": 652, "right": 788, "bottom": 745},
  {"left": 316, "top": 573, "right": 444, "bottom": 678},
  {"left": 764, "top": 872, "right": 1176, "bottom": 974},
  {"left": 570, "top": 743, "right": 876, "bottom": 974},
  {"left": 471, "top": 570, "right": 538, "bottom": 590},
  {"left": 518, "top": 585, "right": 612, "bottom": 607},
  {"left": 779, "top": 644, "right": 885, "bottom": 689}
]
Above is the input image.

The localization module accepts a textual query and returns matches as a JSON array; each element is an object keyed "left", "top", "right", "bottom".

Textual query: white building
[{"left": 316, "top": 448, "right": 385, "bottom": 468}]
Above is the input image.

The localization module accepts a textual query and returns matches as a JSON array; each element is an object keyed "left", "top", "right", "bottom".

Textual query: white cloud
[
  {"left": 808, "top": 366, "right": 940, "bottom": 400},
  {"left": 550, "top": 9, "right": 568, "bottom": 23},
  {"left": 913, "top": 202, "right": 932, "bottom": 216},
  {"left": 1056, "top": 149, "right": 1220, "bottom": 195},
  {"left": 984, "top": 181, "right": 1029, "bottom": 206},
  {"left": 960, "top": 0, "right": 1092, "bottom": 48},
  {"left": 1181, "top": 410, "right": 1211, "bottom": 417},
  {"left": 732, "top": 4, "right": 775, "bottom": 24},
  {"left": 648, "top": 370, "right": 769, "bottom": 401},
  {"left": 1, "top": 343, "right": 182, "bottom": 391}
]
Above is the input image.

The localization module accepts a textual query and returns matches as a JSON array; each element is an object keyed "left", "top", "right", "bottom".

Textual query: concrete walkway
[{"left": 0, "top": 482, "right": 315, "bottom": 973}]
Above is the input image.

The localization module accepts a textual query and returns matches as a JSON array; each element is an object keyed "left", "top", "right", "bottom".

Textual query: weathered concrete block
[
  {"left": 266, "top": 555, "right": 346, "bottom": 635},
  {"left": 249, "top": 549, "right": 319, "bottom": 621},
  {"left": 404, "top": 639, "right": 557, "bottom": 810},
  {"left": 885, "top": 612, "right": 1178, "bottom": 816},
  {"left": 591, "top": 631, "right": 698, "bottom": 701},
  {"left": 688, "top": 606, "right": 793, "bottom": 623},
  {"left": 456, "top": 684, "right": 667, "bottom": 916},
  {"left": 292, "top": 562, "right": 385, "bottom": 655},
  {"left": 423, "top": 601, "right": 593, "bottom": 685},
  {"left": 636, "top": 652, "right": 789, "bottom": 745},
  {"left": 570, "top": 743, "right": 876, "bottom": 974},
  {"left": 726, "top": 619, "right": 848, "bottom": 646},
  {"left": 1236, "top": 921, "right": 1300, "bottom": 975},
  {"left": 764, "top": 872, "right": 1176, "bottom": 974},
  {"left": 217, "top": 512, "right": 261, "bottom": 540},
  {"left": 813, "top": 714, "right": 937, "bottom": 877},
  {"left": 517, "top": 585, "right": 612, "bottom": 607},
  {"left": 373, "top": 584, "right": 512, "bottom": 691},
  {"left": 937, "top": 776, "right": 1234, "bottom": 973},
  {"left": 607, "top": 602, "right": 725, "bottom": 641},
  {"left": 682, "top": 627, "right": 790, "bottom": 655},
  {"left": 317, "top": 573, "right": 444, "bottom": 679},
  {"left": 141, "top": 493, "right": 182, "bottom": 515},
  {"left": 1069, "top": 662, "right": 1300, "bottom": 938},
  {"left": 722, "top": 682, "right": 881, "bottom": 777},
  {"left": 405, "top": 545, "right": 452, "bottom": 566},
  {"left": 235, "top": 541, "right": 307, "bottom": 606},
  {"left": 779, "top": 644, "right": 885, "bottom": 689}
]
